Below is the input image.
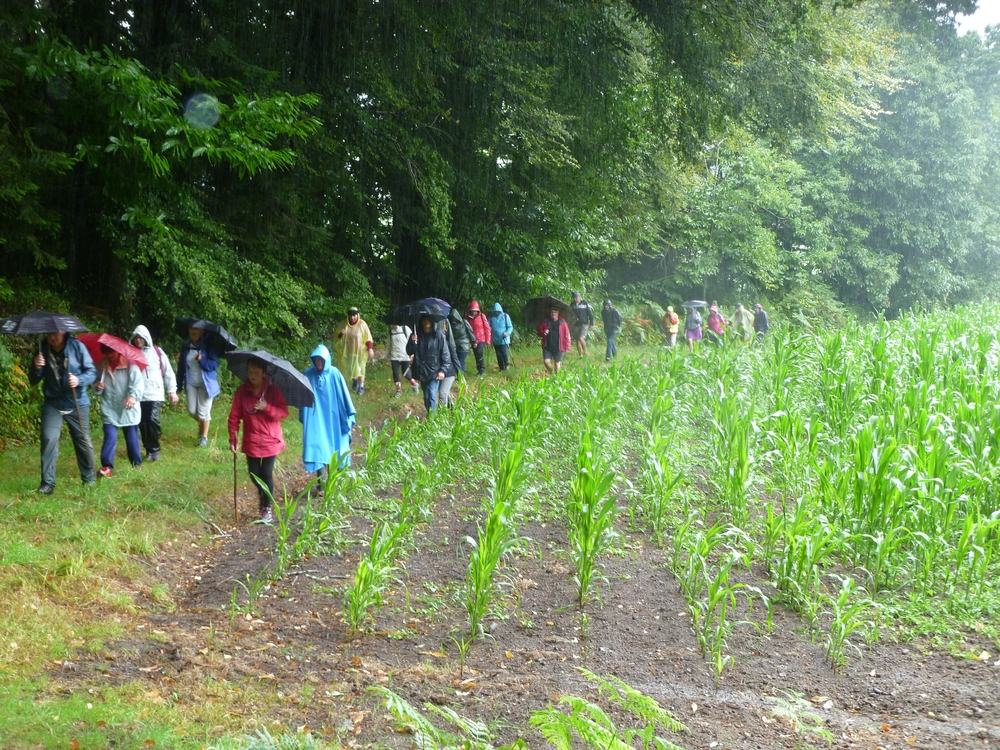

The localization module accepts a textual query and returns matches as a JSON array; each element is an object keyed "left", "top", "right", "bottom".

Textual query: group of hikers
[
  {"left": 25, "top": 293, "right": 770, "bottom": 523},
  {"left": 661, "top": 302, "right": 769, "bottom": 351}
]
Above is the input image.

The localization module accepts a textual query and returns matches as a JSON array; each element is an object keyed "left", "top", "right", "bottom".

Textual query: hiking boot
[
  {"left": 197, "top": 437, "right": 208, "bottom": 448},
  {"left": 357, "top": 385, "right": 365, "bottom": 396},
  {"left": 145, "top": 451, "right": 160, "bottom": 462},
  {"left": 394, "top": 389, "right": 402, "bottom": 398},
  {"left": 258, "top": 507, "right": 275, "bottom": 525},
  {"left": 351, "top": 378, "right": 359, "bottom": 392},
  {"left": 36, "top": 484, "right": 55, "bottom": 495},
  {"left": 98, "top": 466, "right": 113, "bottom": 478}
]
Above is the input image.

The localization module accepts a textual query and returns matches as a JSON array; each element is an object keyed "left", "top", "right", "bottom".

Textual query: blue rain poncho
[{"left": 300, "top": 344, "right": 357, "bottom": 471}]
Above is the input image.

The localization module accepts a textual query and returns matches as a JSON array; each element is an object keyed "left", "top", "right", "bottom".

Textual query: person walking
[
  {"left": 130, "top": 325, "right": 178, "bottom": 461},
  {"left": 437, "top": 319, "right": 461, "bottom": 408},
  {"left": 753, "top": 304, "right": 770, "bottom": 345},
  {"left": 301, "top": 344, "right": 356, "bottom": 491},
  {"left": 731, "top": 304, "right": 755, "bottom": 343},
  {"left": 407, "top": 315, "right": 452, "bottom": 414},
  {"left": 601, "top": 300, "right": 623, "bottom": 361},
  {"left": 177, "top": 325, "right": 220, "bottom": 447},
  {"left": 30, "top": 331, "right": 98, "bottom": 493},
  {"left": 335, "top": 307, "right": 375, "bottom": 396},
  {"left": 387, "top": 324, "right": 417, "bottom": 398},
  {"left": 465, "top": 301, "right": 491, "bottom": 376},
  {"left": 684, "top": 306, "right": 703, "bottom": 352},
  {"left": 94, "top": 344, "right": 144, "bottom": 477},
  {"left": 538, "top": 307, "right": 572, "bottom": 375},
  {"left": 706, "top": 305, "right": 727, "bottom": 348},
  {"left": 446, "top": 308, "right": 475, "bottom": 375},
  {"left": 662, "top": 306, "right": 679, "bottom": 348},
  {"left": 488, "top": 303, "right": 514, "bottom": 372},
  {"left": 229, "top": 356, "right": 290, "bottom": 524},
  {"left": 570, "top": 291, "right": 595, "bottom": 357}
]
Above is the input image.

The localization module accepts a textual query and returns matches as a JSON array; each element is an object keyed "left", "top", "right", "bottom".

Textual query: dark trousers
[
  {"left": 605, "top": 331, "right": 618, "bottom": 360},
  {"left": 456, "top": 349, "right": 469, "bottom": 374},
  {"left": 40, "top": 401, "right": 96, "bottom": 487},
  {"left": 138, "top": 401, "right": 163, "bottom": 454},
  {"left": 247, "top": 455, "right": 277, "bottom": 510},
  {"left": 472, "top": 342, "right": 486, "bottom": 374},
  {"left": 707, "top": 330, "right": 724, "bottom": 348},
  {"left": 494, "top": 344, "right": 510, "bottom": 371},
  {"left": 391, "top": 360, "right": 410, "bottom": 384},
  {"left": 101, "top": 424, "right": 142, "bottom": 469}
]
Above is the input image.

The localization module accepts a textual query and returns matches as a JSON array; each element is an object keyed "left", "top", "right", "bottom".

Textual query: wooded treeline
[{"left": 0, "top": 0, "right": 996, "bottom": 341}]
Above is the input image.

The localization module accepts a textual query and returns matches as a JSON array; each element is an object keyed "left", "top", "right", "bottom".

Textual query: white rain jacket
[
  {"left": 98, "top": 362, "right": 143, "bottom": 427},
  {"left": 131, "top": 325, "right": 177, "bottom": 402}
]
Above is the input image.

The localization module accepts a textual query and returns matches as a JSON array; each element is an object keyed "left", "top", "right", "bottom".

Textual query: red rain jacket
[
  {"left": 228, "top": 377, "right": 289, "bottom": 458},
  {"left": 466, "top": 305, "right": 492, "bottom": 345},
  {"left": 537, "top": 318, "right": 572, "bottom": 353}
]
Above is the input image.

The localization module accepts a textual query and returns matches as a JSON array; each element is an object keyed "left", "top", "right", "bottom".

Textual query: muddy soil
[{"left": 59, "top": 464, "right": 1000, "bottom": 750}]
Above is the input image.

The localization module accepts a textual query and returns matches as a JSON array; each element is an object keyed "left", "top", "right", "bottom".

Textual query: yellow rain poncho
[{"left": 334, "top": 317, "right": 374, "bottom": 380}]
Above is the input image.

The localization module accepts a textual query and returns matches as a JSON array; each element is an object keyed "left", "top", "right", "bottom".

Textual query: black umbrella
[
  {"left": 681, "top": 300, "right": 709, "bottom": 309},
  {"left": 222, "top": 350, "right": 315, "bottom": 408},
  {"left": 386, "top": 298, "right": 451, "bottom": 326},
  {"left": 174, "top": 317, "right": 238, "bottom": 353},
  {"left": 0, "top": 310, "right": 88, "bottom": 335},
  {"left": 522, "top": 296, "right": 576, "bottom": 328}
]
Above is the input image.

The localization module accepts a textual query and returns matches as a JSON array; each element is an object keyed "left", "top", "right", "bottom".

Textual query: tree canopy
[{"left": 1, "top": 0, "right": 998, "bottom": 341}]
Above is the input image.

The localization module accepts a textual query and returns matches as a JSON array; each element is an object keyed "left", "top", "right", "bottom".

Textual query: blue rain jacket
[
  {"left": 299, "top": 344, "right": 357, "bottom": 472},
  {"left": 489, "top": 303, "right": 514, "bottom": 345}
]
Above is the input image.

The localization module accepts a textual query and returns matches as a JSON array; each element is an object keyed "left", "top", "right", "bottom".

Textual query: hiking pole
[{"left": 233, "top": 451, "right": 239, "bottom": 524}]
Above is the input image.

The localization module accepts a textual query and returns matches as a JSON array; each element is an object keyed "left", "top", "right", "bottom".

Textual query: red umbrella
[{"left": 77, "top": 333, "right": 148, "bottom": 371}]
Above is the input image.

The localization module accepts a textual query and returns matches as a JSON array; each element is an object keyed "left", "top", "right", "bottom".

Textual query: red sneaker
[{"left": 98, "top": 466, "right": 113, "bottom": 478}]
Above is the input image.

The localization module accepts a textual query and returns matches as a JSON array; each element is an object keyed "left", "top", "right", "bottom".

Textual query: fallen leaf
[
  {"left": 906, "top": 738, "right": 916, "bottom": 745},
  {"left": 691, "top": 702, "right": 698, "bottom": 713},
  {"left": 419, "top": 651, "right": 446, "bottom": 658},
  {"left": 880, "top": 724, "right": 892, "bottom": 733},
  {"left": 505, "top": 651, "right": 514, "bottom": 659},
  {"left": 810, "top": 695, "right": 830, "bottom": 703},
  {"left": 70, "top": 741, "right": 80, "bottom": 750}
]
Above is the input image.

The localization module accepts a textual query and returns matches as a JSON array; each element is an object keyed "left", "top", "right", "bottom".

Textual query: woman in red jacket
[
  {"left": 229, "top": 357, "right": 289, "bottom": 524},
  {"left": 537, "top": 307, "right": 572, "bottom": 376}
]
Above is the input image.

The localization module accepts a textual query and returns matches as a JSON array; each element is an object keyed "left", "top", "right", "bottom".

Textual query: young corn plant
[
  {"left": 824, "top": 576, "right": 873, "bottom": 670},
  {"left": 567, "top": 432, "right": 618, "bottom": 608},
  {"left": 342, "top": 511, "right": 412, "bottom": 633},
  {"left": 464, "top": 498, "right": 519, "bottom": 638},
  {"left": 638, "top": 429, "right": 683, "bottom": 536}
]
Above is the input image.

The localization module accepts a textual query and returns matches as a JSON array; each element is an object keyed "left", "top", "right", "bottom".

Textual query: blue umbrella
[{"left": 386, "top": 298, "right": 451, "bottom": 326}]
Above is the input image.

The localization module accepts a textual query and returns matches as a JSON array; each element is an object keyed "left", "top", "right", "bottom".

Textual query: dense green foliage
[{"left": 0, "top": 0, "right": 996, "bottom": 348}]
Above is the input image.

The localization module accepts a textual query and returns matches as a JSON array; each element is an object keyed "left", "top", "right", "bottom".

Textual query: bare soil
[{"left": 56, "top": 460, "right": 1000, "bottom": 750}]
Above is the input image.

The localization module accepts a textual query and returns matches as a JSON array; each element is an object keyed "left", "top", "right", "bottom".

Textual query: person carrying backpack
[
  {"left": 131, "top": 325, "right": 179, "bottom": 461},
  {"left": 488, "top": 303, "right": 514, "bottom": 372},
  {"left": 465, "top": 301, "right": 491, "bottom": 376},
  {"left": 570, "top": 291, "right": 595, "bottom": 357},
  {"left": 684, "top": 306, "right": 703, "bottom": 352},
  {"left": 601, "top": 300, "right": 623, "bottom": 361}
]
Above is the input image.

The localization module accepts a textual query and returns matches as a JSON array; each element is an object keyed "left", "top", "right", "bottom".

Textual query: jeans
[
  {"left": 456, "top": 349, "right": 469, "bottom": 374},
  {"left": 494, "top": 344, "right": 509, "bottom": 371},
  {"left": 421, "top": 379, "right": 441, "bottom": 414},
  {"left": 101, "top": 424, "right": 143, "bottom": 469},
  {"left": 138, "top": 401, "right": 162, "bottom": 454},
  {"left": 247, "top": 455, "right": 277, "bottom": 510},
  {"left": 439, "top": 375, "right": 456, "bottom": 407},
  {"left": 40, "top": 401, "right": 96, "bottom": 487},
  {"left": 471, "top": 342, "right": 486, "bottom": 374},
  {"left": 605, "top": 331, "right": 618, "bottom": 360}
]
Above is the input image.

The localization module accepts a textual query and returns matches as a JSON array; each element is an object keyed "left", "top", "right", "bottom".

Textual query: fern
[
  {"left": 371, "top": 686, "right": 495, "bottom": 750},
  {"left": 579, "top": 669, "right": 687, "bottom": 734}
]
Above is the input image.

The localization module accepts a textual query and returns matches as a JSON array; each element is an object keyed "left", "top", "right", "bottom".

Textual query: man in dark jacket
[
  {"left": 406, "top": 316, "right": 453, "bottom": 414},
  {"left": 29, "top": 332, "right": 98, "bottom": 493},
  {"left": 570, "top": 291, "right": 595, "bottom": 358},
  {"left": 753, "top": 304, "right": 770, "bottom": 346},
  {"left": 447, "top": 308, "right": 475, "bottom": 374},
  {"left": 601, "top": 300, "right": 623, "bottom": 362}
]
